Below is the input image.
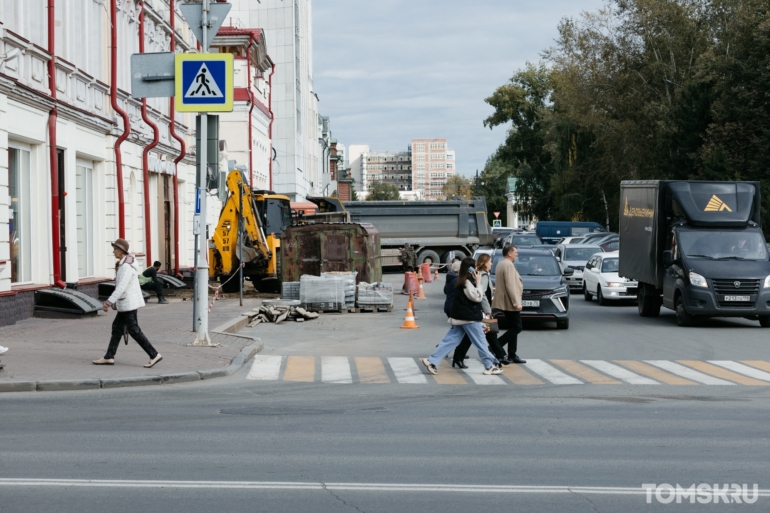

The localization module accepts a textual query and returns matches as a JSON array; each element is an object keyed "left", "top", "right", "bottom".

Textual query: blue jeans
[{"left": 428, "top": 322, "right": 499, "bottom": 369}]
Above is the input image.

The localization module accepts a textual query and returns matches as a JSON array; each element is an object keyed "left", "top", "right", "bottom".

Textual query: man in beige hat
[{"left": 93, "top": 238, "right": 163, "bottom": 367}]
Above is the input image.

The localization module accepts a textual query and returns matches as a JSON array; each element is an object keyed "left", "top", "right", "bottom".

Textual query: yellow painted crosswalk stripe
[
  {"left": 283, "top": 356, "right": 315, "bottom": 382},
  {"left": 742, "top": 361, "right": 770, "bottom": 373},
  {"left": 678, "top": 361, "right": 770, "bottom": 386},
  {"left": 550, "top": 360, "right": 621, "bottom": 385},
  {"left": 613, "top": 360, "right": 697, "bottom": 385},
  {"left": 434, "top": 360, "right": 469, "bottom": 384},
  {"left": 505, "top": 364, "right": 544, "bottom": 385},
  {"left": 355, "top": 357, "right": 391, "bottom": 384}
]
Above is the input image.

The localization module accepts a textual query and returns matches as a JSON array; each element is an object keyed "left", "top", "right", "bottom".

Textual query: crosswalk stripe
[
  {"left": 678, "top": 361, "right": 770, "bottom": 386},
  {"left": 283, "top": 356, "right": 315, "bottom": 382},
  {"left": 354, "top": 357, "right": 391, "bottom": 384},
  {"left": 709, "top": 361, "right": 770, "bottom": 382},
  {"left": 321, "top": 357, "right": 353, "bottom": 384},
  {"left": 613, "top": 361, "right": 697, "bottom": 385},
  {"left": 435, "top": 360, "right": 470, "bottom": 385},
  {"left": 741, "top": 361, "right": 770, "bottom": 374},
  {"left": 462, "top": 359, "right": 506, "bottom": 385},
  {"left": 526, "top": 360, "right": 583, "bottom": 385},
  {"left": 580, "top": 360, "right": 659, "bottom": 385},
  {"left": 551, "top": 360, "right": 622, "bottom": 384},
  {"left": 504, "top": 364, "right": 544, "bottom": 385},
  {"left": 387, "top": 358, "right": 428, "bottom": 384},
  {"left": 644, "top": 361, "right": 734, "bottom": 385},
  {"left": 246, "top": 355, "right": 283, "bottom": 381}
]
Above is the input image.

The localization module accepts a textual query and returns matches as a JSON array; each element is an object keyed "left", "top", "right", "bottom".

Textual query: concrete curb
[{"left": 0, "top": 341, "right": 263, "bottom": 394}]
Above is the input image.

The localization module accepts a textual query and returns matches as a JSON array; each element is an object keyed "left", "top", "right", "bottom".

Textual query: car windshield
[
  {"left": 514, "top": 255, "right": 561, "bottom": 276},
  {"left": 601, "top": 258, "right": 619, "bottom": 273},
  {"left": 564, "top": 246, "right": 601, "bottom": 261},
  {"left": 514, "top": 235, "right": 542, "bottom": 246},
  {"left": 679, "top": 230, "right": 768, "bottom": 261}
]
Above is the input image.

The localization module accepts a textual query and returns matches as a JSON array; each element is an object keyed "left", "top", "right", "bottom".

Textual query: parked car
[
  {"left": 492, "top": 248, "right": 573, "bottom": 329},
  {"left": 558, "top": 236, "right": 586, "bottom": 245},
  {"left": 582, "top": 252, "right": 638, "bottom": 305},
  {"left": 600, "top": 239, "right": 619, "bottom": 252},
  {"left": 505, "top": 233, "right": 544, "bottom": 247},
  {"left": 535, "top": 221, "right": 608, "bottom": 245},
  {"left": 582, "top": 232, "right": 617, "bottom": 245},
  {"left": 554, "top": 244, "right": 603, "bottom": 291}
]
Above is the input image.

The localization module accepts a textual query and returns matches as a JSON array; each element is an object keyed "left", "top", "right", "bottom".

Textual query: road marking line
[
  {"left": 283, "top": 356, "right": 315, "bottom": 382},
  {"left": 741, "top": 360, "right": 770, "bottom": 374},
  {"left": 435, "top": 360, "right": 470, "bottom": 384},
  {"left": 678, "top": 361, "right": 770, "bottom": 386},
  {"left": 551, "top": 360, "right": 622, "bottom": 384},
  {"left": 525, "top": 359, "right": 583, "bottom": 385},
  {"left": 387, "top": 358, "right": 428, "bottom": 384},
  {"left": 354, "top": 357, "right": 391, "bottom": 384},
  {"left": 709, "top": 361, "right": 770, "bottom": 382},
  {"left": 579, "top": 360, "right": 659, "bottom": 385},
  {"left": 613, "top": 361, "right": 697, "bottom": 385},
  {"left": 504, "top": 364, "right": 544, "bottom": 385},
  {"left": 246, "top": 355, "right": 283, "bottom": 381},
  {"left": 5, "top": 479, "right": 765, "bottom": 497},
  {"left": 644, "top": 361, "right": 734, "bottom": 385},
  {"left": 321, "top": 357, "right": 353, "bottom": 384},
  {"left": 461, "top": 359, "right": 506, "bottom": 385}
]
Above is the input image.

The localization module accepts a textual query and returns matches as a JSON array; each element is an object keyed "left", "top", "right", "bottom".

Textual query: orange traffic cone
[
  {"left": 433, "top": 267, "right": 439, "bottom": 281},
  {"left": 416, "top": 277, "right": 427, "bottom": 300},
  {"left": 401, "top": 295, "right": 419, "bottom": 329}
]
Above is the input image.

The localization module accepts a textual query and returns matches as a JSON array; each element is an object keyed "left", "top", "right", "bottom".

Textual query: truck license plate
[
  {"left": 522, "top": 300, "right": 540, "bottom": 308},
  {"left": 723, "top": 295, "right": 751, "bottom": 302}
]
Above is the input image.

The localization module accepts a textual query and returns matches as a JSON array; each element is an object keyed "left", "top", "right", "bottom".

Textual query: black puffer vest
[{"left": 450, "top": 277, "right": 483, "bottom": 322}]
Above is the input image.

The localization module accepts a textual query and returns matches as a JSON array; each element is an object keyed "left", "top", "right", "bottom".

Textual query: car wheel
[
  {"left": 556, "top": 319, "right": 569, "bottom": 330},
  {"left": 675, "top": 294, "right": 695, "bottom": 327},
  {"left": 760, "top": 317, "right": 770, "bottom": 328},
  {"left": 597, "top": 287, "right": 607, "bottom": 306},
  {"left": 583, "top": 283, "right": 592, "bottom": 301},
  {"left": 638, "top": 283, "right": 662, "bottom": 317}
]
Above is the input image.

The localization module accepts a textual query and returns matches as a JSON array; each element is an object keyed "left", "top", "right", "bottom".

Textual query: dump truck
[
  {"left": 209, "top": 171, "right": 292, "bottom": 293},
  {"left": 342, "top": 198, "right": 494, "bottom": 268},
  {"left": 619, "top": 180, "right": 770, "bottom": 327}
]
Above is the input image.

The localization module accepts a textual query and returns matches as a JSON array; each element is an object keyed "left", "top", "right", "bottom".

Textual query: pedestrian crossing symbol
[{"left": 175, "top": 53, "right": 233, "bottom": 112}]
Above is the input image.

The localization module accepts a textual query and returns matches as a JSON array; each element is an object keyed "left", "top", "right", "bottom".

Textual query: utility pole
[{"left": 194, "top": 0, "right": 212, "bottom": 346}]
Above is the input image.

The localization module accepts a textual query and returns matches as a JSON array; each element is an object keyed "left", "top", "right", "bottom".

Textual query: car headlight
[
  {"left": 689, "top": 272, "right": 708, "bottom": 288},
  {"left": 553, "top": 285, "right": 569, "bottom": 296},
  {"left": 764, "top": 276, "right": 770, "bottom": 289},
  {"left": 604, "top": 282, "right": 624, "bottom": 288}
]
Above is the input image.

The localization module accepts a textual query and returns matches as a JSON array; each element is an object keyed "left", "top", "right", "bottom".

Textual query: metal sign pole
[
  {"left": 194, "top": 0, "right": 212, "bottom": 345},
  {"left": 239, "top": 171, "right": 244, "bottom": 307}
]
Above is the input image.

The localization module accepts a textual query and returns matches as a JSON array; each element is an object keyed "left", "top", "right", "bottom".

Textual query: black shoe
[
  {"left": 452, "top": 360, "right": 468, "bottom": 369},
  {"left": 158, "top": 298, "right": 169, "bottom": 304},
  {"left": 510, "top": 355, "right": 527, "bottom": 364},
  {"left": 499, "top": 357, "right": 513, "bottom": 365},
  {"left": 464, "top": 355, "right": 469, "bottom": 360}
]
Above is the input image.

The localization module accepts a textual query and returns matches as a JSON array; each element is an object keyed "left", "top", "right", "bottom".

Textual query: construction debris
[{"left": 245, "top": 304, "right": 321, "bottom": 327}]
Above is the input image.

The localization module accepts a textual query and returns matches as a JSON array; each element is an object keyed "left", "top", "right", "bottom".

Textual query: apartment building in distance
[
  {"left": 411, "top": 138, "right": 455, "bottom": 199},
  {"left": 364, "top": 149, "right": 412, "bottom": 192}
]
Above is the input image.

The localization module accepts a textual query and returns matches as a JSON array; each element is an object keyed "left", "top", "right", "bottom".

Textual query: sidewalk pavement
[{"left": 0, "top": 297, "right": 263, "bottom": 391}]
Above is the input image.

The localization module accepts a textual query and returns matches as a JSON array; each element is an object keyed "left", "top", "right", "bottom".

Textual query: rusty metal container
[{"left": 281, "top": 223, "right": 382, "bottom": 284}]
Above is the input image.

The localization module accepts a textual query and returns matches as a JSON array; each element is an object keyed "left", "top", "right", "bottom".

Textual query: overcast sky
[{"left": 313, "top": 0, "right": 602, "bottom": 177}]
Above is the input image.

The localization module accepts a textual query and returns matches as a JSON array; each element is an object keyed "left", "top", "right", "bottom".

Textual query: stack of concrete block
[
  {"left": 300, "top": 275, "right": 347, "bottom": 312},
  {"left": 281, "top": 281, "right": 300, "bottom": 301},
  {"left": 356, "top": 282, "right": 394, "bottom": 308},
  {"left": 321, "top": 272, "right": 357, "bottom": 308}
]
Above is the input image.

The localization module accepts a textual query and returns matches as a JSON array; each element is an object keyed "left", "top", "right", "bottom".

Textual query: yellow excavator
[{"left": 209, "top": 170, "right": 292, "bottom": 293}]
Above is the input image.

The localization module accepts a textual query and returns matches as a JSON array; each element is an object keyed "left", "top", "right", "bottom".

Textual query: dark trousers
[
  {"left": 141, "top": 280, "right": 164, "bottom": 300},
  {"left": 105, "top": 310, "right": 158, "bottom": 360},
  {"left": 453, "top": 330, "right": 507, "bottom": 362},
  {"left": 497, "top": 310, "right": 523, "bottom": 356}
]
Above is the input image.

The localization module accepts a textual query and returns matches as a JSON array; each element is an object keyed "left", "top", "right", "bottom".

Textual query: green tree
[
  {"left": 442, "top": 174, "right": 472, "bottom": 199},
  {"left": 366, "top": 182, "right": 401, "bottom": 201},
  {"left": 476, "top": 156, "right": 513, "bottom": 225}
]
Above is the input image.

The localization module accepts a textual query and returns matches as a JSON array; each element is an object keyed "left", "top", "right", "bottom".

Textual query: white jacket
[{"left": 108, "top": 256, "right": 146, "bottom": 312}]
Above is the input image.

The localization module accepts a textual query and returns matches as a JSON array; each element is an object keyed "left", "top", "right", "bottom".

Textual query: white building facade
[{"left": 228, "top": 0, "right": 321, "bottom": 201}]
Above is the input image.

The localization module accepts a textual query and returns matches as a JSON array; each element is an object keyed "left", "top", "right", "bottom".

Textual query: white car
[
  {"left": 554, "top": 244, "right": 602, "bottom": 291},
  {"left": 558, "top": 236, "right": 586, "bottom": 245},
  {"left": 582, "top": 252, "right": 638, "bottom": 305}
]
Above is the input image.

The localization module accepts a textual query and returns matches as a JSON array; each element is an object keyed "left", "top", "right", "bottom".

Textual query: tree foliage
[
  {"left": 442, "top": 174, "right": 473, "bottom": 200},
  {"left": 484, "top": 0, "right": 770, "bottom": 234},
  {"left": 366, "top": 182, "right": 401, "bottom": 201}
]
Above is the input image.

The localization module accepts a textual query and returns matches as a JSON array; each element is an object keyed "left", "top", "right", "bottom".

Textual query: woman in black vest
[{"left": 421, "top": 258, "right": 502, "bottom": 376}]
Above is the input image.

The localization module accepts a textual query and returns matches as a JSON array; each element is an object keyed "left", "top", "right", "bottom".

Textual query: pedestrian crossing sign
[{"left": 175, "top": 53, "right": 233, "bottom": 112}]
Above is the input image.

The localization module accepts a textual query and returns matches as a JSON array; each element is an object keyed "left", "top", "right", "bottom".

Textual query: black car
[{"left": 490, "top": 248, "right": 573, "bottom": 329}]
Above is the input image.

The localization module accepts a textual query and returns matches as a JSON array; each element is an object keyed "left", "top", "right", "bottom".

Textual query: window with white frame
[
  {"left": 76, "top": 160, "right": 96, "bottom": 278},
  {"left": 429, "top": 142, "right": 445, "bottom": 150},
  {"left": 414, "top": 143, "right": 425, "bottom": 152},
  {"left": 447, "top": 163, "right": 454, "bottom": 169},
  {"left": 8, "top": 145, "right": 32, "bottom": 283},
  {"left": 430, "top": 153, "right": 445, "bottom": 160},
  {"left": 430, "top": 162, "right": 445, "bottom": 169},
  {"left": 415, "top": 154, "right": 425, "bottom": 162}
]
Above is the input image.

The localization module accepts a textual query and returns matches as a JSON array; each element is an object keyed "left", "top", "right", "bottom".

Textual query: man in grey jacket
[{"left": 93, "top": 238, "right": 162, "bottom": 367}]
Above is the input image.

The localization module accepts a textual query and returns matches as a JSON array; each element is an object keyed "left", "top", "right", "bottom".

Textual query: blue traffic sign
[{"left": 175, "top": 54, "right": 233, "bottom": 112}]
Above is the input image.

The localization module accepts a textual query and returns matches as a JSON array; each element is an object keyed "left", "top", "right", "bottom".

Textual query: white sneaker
[
  {"left": 0, "top": 346, "right": 8, "bottom": 354},
  {"left": 420, "top": 358, "right": 438, "bottom": 375},
  {"left": 483, "top": 365, "right": 503, "bottom": 375}
]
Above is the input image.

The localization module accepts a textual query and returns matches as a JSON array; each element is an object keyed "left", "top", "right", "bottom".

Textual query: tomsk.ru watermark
[{"left": 643, "top": 484, "right": 760, "bottom": 504}]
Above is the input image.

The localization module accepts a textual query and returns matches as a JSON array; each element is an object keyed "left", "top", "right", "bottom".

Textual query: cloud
[{"left": 313, "top": 0, "right": 602, "bottom": 176}]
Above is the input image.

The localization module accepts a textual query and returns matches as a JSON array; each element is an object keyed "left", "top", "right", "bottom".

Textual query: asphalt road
[{"left": 2, "top": 284, "right": 770, "bottom": 512}]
